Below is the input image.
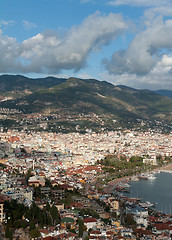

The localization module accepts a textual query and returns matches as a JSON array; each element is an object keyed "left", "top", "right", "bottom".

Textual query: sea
[{"left": 125, "top": 172, "right": 172, "bottom": 214}]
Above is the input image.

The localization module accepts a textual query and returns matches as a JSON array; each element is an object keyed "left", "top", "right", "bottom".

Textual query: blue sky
[{"left": 1, "top": 0, "right": 172, "bottom": 90}]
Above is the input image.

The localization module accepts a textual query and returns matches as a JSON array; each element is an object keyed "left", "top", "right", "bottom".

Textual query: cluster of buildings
[
  {"left": 0, "top": 129, "right": 171, "bottom": 167},
  {"left": 0, "top": 168, "right": 33, "bottom": 207},
  {"left": 1, "top": 160, "right": 172, "bottom": 239},
  {"left": 0, "top": 111, "right": 105, "bottom": 132},
  {"left": 0, "top": 128, "right": 171, "bottom": 239}
]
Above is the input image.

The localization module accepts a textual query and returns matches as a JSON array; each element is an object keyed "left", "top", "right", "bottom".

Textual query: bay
[{"left": 126, "top": 172, "right": 172, "bottom": 214}]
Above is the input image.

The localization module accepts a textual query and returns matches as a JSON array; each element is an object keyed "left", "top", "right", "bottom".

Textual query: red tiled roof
[
  {"left": 154, "top": 223, "right": 172, "bottom": 231},
  {"left": 8, "top": 136, "right": 20, "bottom": 142},
  {"left": 70, "top": 202, "right": 83, "bottom": 208},
  {"left": 90, "top": 230, "right": 101, "bottom": 234},
  {"left": 84, "top": 217, "right": 97, "bottom": 223}
]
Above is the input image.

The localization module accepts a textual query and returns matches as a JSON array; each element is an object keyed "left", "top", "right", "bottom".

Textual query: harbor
[{"left": 113, "top": 171, "right": 172, "bottom": 215}]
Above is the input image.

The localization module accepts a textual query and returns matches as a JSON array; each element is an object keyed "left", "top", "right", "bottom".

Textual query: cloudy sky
[{"left": 1, "top": 0, "right": 172, "bottom": 90}]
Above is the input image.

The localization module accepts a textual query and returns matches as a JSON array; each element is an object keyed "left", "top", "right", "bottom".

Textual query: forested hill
[{"left": 0, "top": 75, "right": 172, "bottom": 123}]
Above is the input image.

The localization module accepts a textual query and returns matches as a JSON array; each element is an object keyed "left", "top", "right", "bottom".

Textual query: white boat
[
  {"left": 139, "top": 173, "right": 156, "bottom": 180},
  {"left": 118, "top": 182, "right": 131, "bottom": 188},
  {"left": 147, "top": 173, "right": 156, "bottom": 180},
  {"left": 139, "top": 201, "right": 155, "bottom": 208},
  {"left": 131, "top": 176, "right": 139, "bottom": 181}
]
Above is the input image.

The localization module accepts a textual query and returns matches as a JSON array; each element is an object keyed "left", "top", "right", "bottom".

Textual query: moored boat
[{"left": 147, "top": 173, "right": 156, "bottom": 180}]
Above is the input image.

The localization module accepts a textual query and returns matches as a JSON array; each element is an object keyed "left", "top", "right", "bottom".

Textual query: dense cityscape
[{"left": 0, "top": 127, "right": 172, "bottom": 239}]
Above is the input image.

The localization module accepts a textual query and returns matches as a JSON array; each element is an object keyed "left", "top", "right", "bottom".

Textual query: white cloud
[
  {"left": 104, "top": 17, "right": 172, "bottom": 76},
  {"left": 0, "top": 30, "right": 19, "bottom": 73},
  {"left": 108, "top": 0, "right": 171, "bottom": 7},
  {"left": 105, "top": 0, "right": 172, "bottom": 89},
  {"left": 0, "top": 12, "right": 127, "bottom": 74},
  {"left": 0, "top": 20, "right": 15, "bottom": 28},
  {"left": 158, "top": 55, "right": 172, "bottom": 68},
  {"left": 22, "top": 20, "right": 38, "bottom": 30},
  {"left": 143, "top": 7, "right": 172, "bottom": 23},
  {"left": 100, "top": 65, "right": 172, "bottom": 90},
  {"left": 76, "top": 72, "right": 94, "bottom": 79}
]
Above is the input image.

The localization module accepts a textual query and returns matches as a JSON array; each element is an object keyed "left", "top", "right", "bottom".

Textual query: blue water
[{"left": 127, "top": 172, "right": 172, "bottom": 214}]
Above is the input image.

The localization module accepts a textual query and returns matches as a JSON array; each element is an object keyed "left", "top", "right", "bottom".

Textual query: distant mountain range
[
  {"left": 154, "top": 90, "right": 172, "bottom": 99},
  {"left": 0, "top": 74, "right": 172, "bottom": 123}
]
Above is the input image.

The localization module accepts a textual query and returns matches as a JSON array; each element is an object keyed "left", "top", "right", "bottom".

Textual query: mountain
[
  {"left": 0, "top": 75, "right": 172, "bottom": 125},
  {"left": 0, "top": 74, "right": 66, "bottom": 92},
  {"left": 154, "top": 90, "right": 172, "bottom": 99},
  {"left": 0, "top": 74, "right": 66, "bottom": 100}
]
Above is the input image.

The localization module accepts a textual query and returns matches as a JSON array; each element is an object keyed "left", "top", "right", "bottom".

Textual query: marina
[{"left": 119, "top": 172, "right": 172, "bottom": 215}]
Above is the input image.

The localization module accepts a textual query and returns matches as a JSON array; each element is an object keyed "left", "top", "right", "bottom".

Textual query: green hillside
[{"left": 0, "top": 76, "right": 171, "bottom": 124}]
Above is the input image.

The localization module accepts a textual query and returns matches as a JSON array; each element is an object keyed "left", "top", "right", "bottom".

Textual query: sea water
[{"left": 127, "top": 172, "right": 172, "bottom": 214}]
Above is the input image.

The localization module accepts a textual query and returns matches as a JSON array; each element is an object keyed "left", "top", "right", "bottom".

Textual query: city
[
  {"left": 1, "top": 0, "right": 172, "bottom": 239},
  {"left": 0, "top": 128, "right": 171, "bottom": 239}
]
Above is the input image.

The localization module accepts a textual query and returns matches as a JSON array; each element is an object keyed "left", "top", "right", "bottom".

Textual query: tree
[
  {"left": 21, "top": 220, "right": 27, "bottom": 229},
  {"left": 33, "top": 186, "right": 42, "bottom": 199},
  {"left": 45, "top": 178, "right": 52, "bottom": 187},
  {"left": 50, "top": 205, "right": 60, "bottom": 226},
  {"left": 5, "top": 225, "right": 10, "bottom": 238},
  {"left": 46, "top": 202, "right": 50, "bottom": 212},
  {"left": 125, "top": 213, "right": 136, "bottom": 227},
  {"left": 30, "top": 228, "right": 40, "bottom": 239},
  {"left": 29, "top": 221, "right": 36, "bottom": 231},
  {"left": 26, "top": 169, "right": 33, "bottom": 179},
  {"left": 5, "top": 225, "right": 13, "bottom": 240},
  {"left": 83, "top": 236, "right": 89, "bottom": 240},
  {"left": 78, "top": 219, "right": 84, "bottom": 238}
]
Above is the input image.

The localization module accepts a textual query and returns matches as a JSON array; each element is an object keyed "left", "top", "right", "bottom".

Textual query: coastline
[
  {"left": 105, "top": 163, "right": 172, "bottom": 194},
  {"left": 105, "top": 176, "right": 130, "bottom": 194},
  {"left": 154, "top": 163, "right": 172, "bottom": 173}
]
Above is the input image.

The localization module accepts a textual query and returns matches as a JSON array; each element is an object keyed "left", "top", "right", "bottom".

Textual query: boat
[
  {"left": 117, "top": 183, "right": 131, "bottom": 189},
  {"left": 139, "top": 201, "right": 155, "bottom": 208},
  {"left": 138, "top": 172, "right": 156, "bottom": 180},
  {"left": 131, "top": 175, "right": 139, "bottom": 181},
  {"left": 147, "top": 173, "right": 156, "bottom": 180},
  {"left": 138, "top": 173, "right": 149, "bottom": 180}
]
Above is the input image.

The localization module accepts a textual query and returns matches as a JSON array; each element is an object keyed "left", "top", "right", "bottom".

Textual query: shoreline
[
  {"left": 105, "top": 163, "right": 172, "bottom": 194},
  {"left": 105, "top": 176, "right": 130, "bottom": 194},
  {"left": 154, "top": 163, "right": 172, "bottom": 173}
]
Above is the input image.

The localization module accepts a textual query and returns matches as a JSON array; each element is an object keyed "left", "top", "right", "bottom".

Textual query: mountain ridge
[{"left": 0, "top": 75, "right": 171, "bottom": 125}]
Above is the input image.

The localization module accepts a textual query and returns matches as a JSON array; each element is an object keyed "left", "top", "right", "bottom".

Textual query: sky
[{"left": 1, "top": 0, "right": 172, "bottom": 90}]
